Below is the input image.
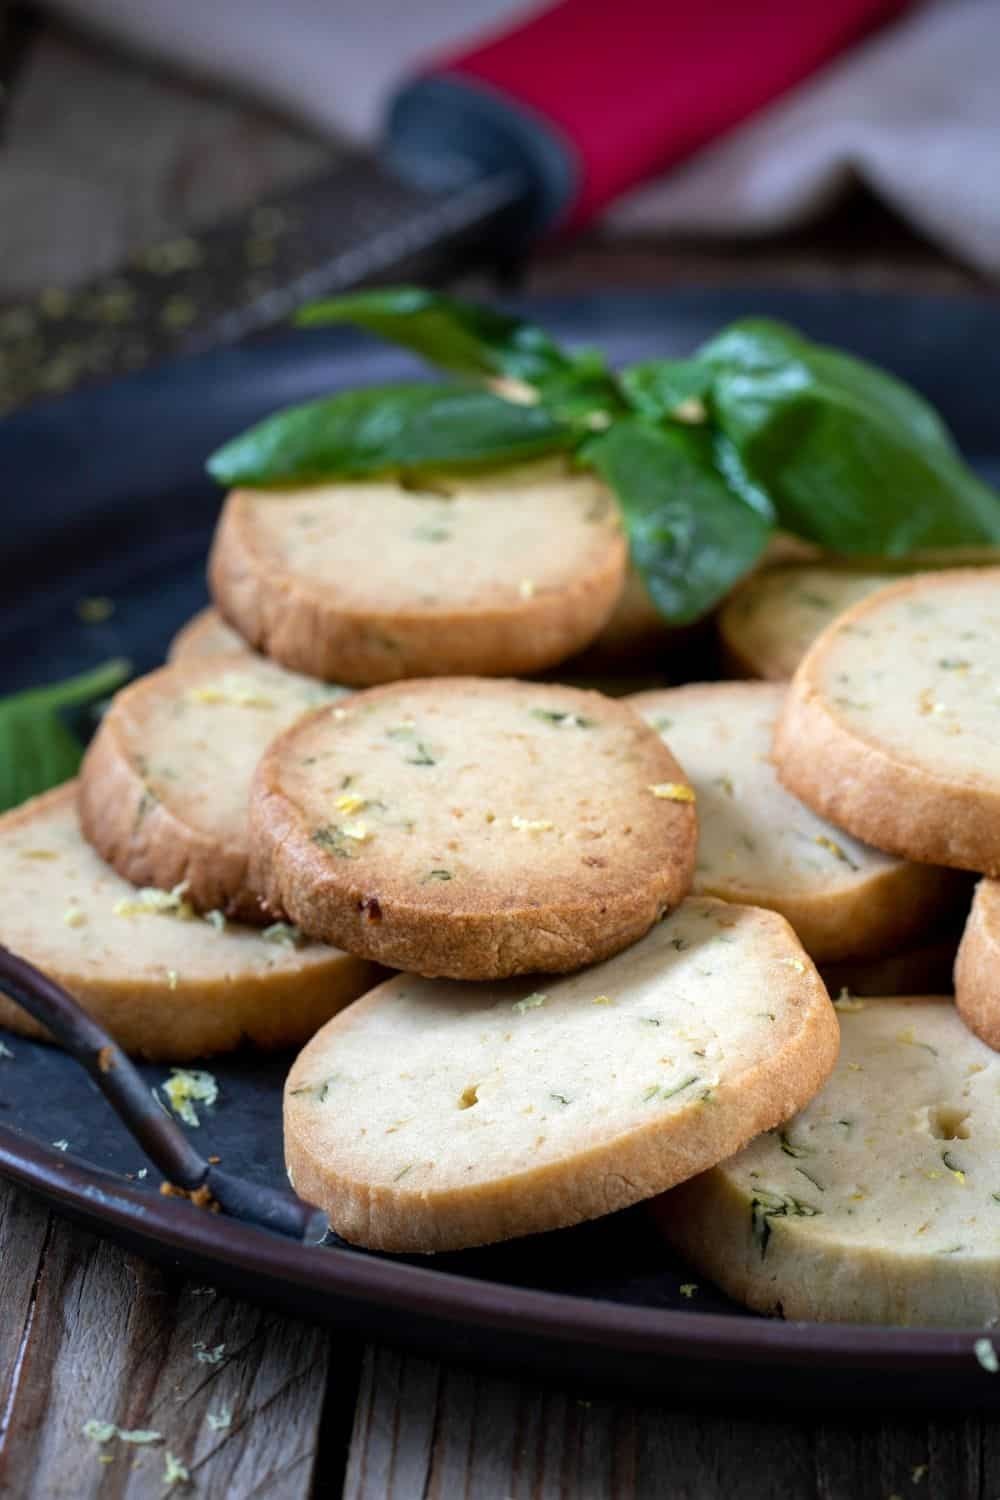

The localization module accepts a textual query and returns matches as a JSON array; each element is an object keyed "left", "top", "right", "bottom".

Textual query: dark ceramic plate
[{"left": 3, "top": 288, "right": 1000, "bottom": 1407}]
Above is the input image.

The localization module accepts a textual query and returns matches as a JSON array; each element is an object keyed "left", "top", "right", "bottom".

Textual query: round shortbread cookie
[
  {"left": 630, "top": 682, "right": 961, "bottom": 962},
  {"left": 656, "top": 996, "right": 1000, "bottom": 1326},
  {"left": 774, "top": 569, "right": 1000, "bottom": 876},
  {"left": 250, "top": 678, "right": 697, "bottom": 979},
  {"left": 0, "top": 784, "right": 377, "bottom": 1060},
  {"left": 718, "top": 564, "right": 894, "bottom": 680},
  {"left": 168, "top": 603, "right": 666, "bottom": 700},
  {"left": 79, "top": 654, "right": 347, "bottom": 922},
  {"left": 955, "top": 879, "right": 1000, "bottom": 1050},
  {"left": 208, "top": 460, "right": 627, "bottom": 684},
  {"left": 284, "top": 896, "right": 838, "bottom": 1252},
  {"left": 168, "top": 607, "right": 250, "bottom": 664}
]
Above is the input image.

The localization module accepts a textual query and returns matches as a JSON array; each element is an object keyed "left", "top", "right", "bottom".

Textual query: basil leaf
[
  {"left": 711, "top": 362, "right": 1000, "bottom": 553},
  {"left": 620, "top": 359, "right": 714, "bottom": 423},
  {"left": 701, "top": 318, "right": 957, "bottom": 455},
  {"left": 802, "top": 346, "right": 958, "bottom": 458},
  {"left": 207, "top": 384, "right": 575, "bottom": 487},
  {"left": 698, "top": 318, "right": 810, "bottom": 373},
  {"left": 586, "top": 420, "right": 773, "bottom": 624},
  {"left": 0, "top": 659, "right": 131, "bottom": 814},
  {"left": 532, "top": 350, "right": 628, "bottom": 426},
  {"left": 297, "top": 286, "right": 573, "bottom": 385}
]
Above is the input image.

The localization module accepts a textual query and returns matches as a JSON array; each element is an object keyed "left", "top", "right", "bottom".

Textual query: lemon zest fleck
[
  {"left": 334, "top": 792, "right": 365, "bottom": 814},
  {"left": 162, "top": 1069, "right": 218, "bottom": 1127},
  {"left": 648, "top": 783, "right": 695, "bottom": 803}
]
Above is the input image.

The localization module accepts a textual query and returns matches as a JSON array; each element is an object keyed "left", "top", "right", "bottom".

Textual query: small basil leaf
[
  {"left": 0, "top": 658, "right": 132, "bottom": 814},
  {"left": 712, "top": 363, "right": 1000, "bottom": 553},
  {"left": 297, "top": 286, "right": 573, "bottom": 385},
  {"left": 620, "top": 359, "right": 714, "bottom": 423},
  {"left": 586, "top": 420, "right": 773, "bottom": 624},
  {"left": 207, "top": 384, "right": 575, "bottom": 487}
]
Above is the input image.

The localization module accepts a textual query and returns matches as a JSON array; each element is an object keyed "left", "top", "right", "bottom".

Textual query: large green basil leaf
[
  {"left": 700, "top": 318, "right": 958, "bottom": 455},
  {"left": 586, "top": 420, "right": 773, "bottom": 623},
  {"left": 207, "top": 384, "right": 576, "bottom": 487},
  {"left": 711, "top": 361, "right": 1000, "bottom": 553}
]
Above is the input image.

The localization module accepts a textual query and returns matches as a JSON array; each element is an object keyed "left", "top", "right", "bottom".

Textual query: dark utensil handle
[
  {"left": 390, "top": 0, "right": 913, "bottom": 234},
  {"left": 0, "top": 944, "right": 327, "bottom": 1244}
]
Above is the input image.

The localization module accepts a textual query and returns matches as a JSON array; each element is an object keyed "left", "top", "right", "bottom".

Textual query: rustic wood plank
[
  {"left": 0, "top": 1179, "right": 337, "bottom": 1498},
  {"left": 343, "top": 1343, "right": 1000, "bottom": 1500}
]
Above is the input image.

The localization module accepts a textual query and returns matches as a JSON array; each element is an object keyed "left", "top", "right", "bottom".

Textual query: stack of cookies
[
  {"left": 5, "top": 456, "right": 1000, "bottom": 1327},
  {"left": 665, "top": 566, "right": 1000, "bottom": 1326}
]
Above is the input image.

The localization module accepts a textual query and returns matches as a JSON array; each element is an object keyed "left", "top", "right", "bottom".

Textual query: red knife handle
[{"left": 388, "top": 0, "right": 910, "bottom": 233}]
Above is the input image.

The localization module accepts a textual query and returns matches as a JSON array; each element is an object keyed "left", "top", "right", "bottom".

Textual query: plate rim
[
  {"left": 5, "top": 282, "right": 1000, "bottom": 1381},
  {"left": 0, "top": 1120, "right": 990, "bottom": 1373}
]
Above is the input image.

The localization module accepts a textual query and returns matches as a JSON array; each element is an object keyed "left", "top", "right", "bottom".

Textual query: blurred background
[{"left": 0, "top": 0, "right": 997, "bottom": 410}]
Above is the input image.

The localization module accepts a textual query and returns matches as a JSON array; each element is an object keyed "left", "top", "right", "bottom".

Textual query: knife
[{"left": 0, "top": 0, "right": 909, "bottom": 412}]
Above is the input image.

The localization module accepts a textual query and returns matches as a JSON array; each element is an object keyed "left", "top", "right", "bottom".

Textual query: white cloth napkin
[{"left": 46, "top": 0, "right": 1000, "bottom": 274}]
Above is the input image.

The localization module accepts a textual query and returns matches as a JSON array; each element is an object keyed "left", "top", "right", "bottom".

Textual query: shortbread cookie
[
  {"left": 718, "top": 564, "right": 894, "bottom": 680},
  {"left": 168, "top": 604, "right": 663, "bottom": 699},
  {"left": 208, "top": 460, "right": 627, "bottom": 684},
  {"left": 168, "top": 607, "right": 251, "bottom": 663},
  {"left": 250, "top": 678, "right": 697, "bottom": 979},
  {"left": 656, "top": 996, "right": 1000, "bottom": 1326},
  {"left": 630, "top": 682, "right": 960, "bottom": 961},
  {"left": 775, "top": 569, "right": 1000, "bottom": 875},
  {"left": 79, "top": 655, "right": 347, "bottom": 922},
  {"left": 284, "top": 897, "right": 837, "bottom": 1252},
  {"left": 0, "top": 784, "right": 376, "bottom": 1060},
  {"left": 955, "top": 879, "right": 1000, "bottom": 1050}
]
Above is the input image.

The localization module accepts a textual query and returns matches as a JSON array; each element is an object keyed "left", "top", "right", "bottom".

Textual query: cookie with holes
[
  {"left": 249, "top": 677, "right": 697, "bottom": 979},
  {"left": 630, "top": 682, "right": 964, "bottom": 962},
  {"left": 79, "top": 654, "right": 347, "bottom": 922},
  {"left": 208, "top": 460, "right": 627, "bottom": 685},
  {"left": 655, "top": 996, "right": 1000, "bottom": 1326},
  {"left": 284, "top": 897, "right": 837, "bottom": 1252}
]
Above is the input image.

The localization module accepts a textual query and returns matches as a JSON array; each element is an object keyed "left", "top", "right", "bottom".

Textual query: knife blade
[{"left": 0, "top": 0, "right": 911, "bottom": 413}]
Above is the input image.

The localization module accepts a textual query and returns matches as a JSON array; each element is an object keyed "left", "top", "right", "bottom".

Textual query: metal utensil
[{"left": 0, "top": 0, "right": 909, "bottom": 410}]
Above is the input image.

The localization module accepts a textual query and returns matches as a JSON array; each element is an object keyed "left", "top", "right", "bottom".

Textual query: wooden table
[{"left": 2, "top": 14, "right": 1000, "bottom": 1496}]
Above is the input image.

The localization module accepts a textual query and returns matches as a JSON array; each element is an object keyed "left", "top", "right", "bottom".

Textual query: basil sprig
[
  {"left": 208, "top": 385, "right": 577, "bottom": 487},
  {"left": 0, "top": 659, "right": 131, "bottom": 814},
  {"left": 207, "top": 288, "right": 1000, "bottom": 623}
]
